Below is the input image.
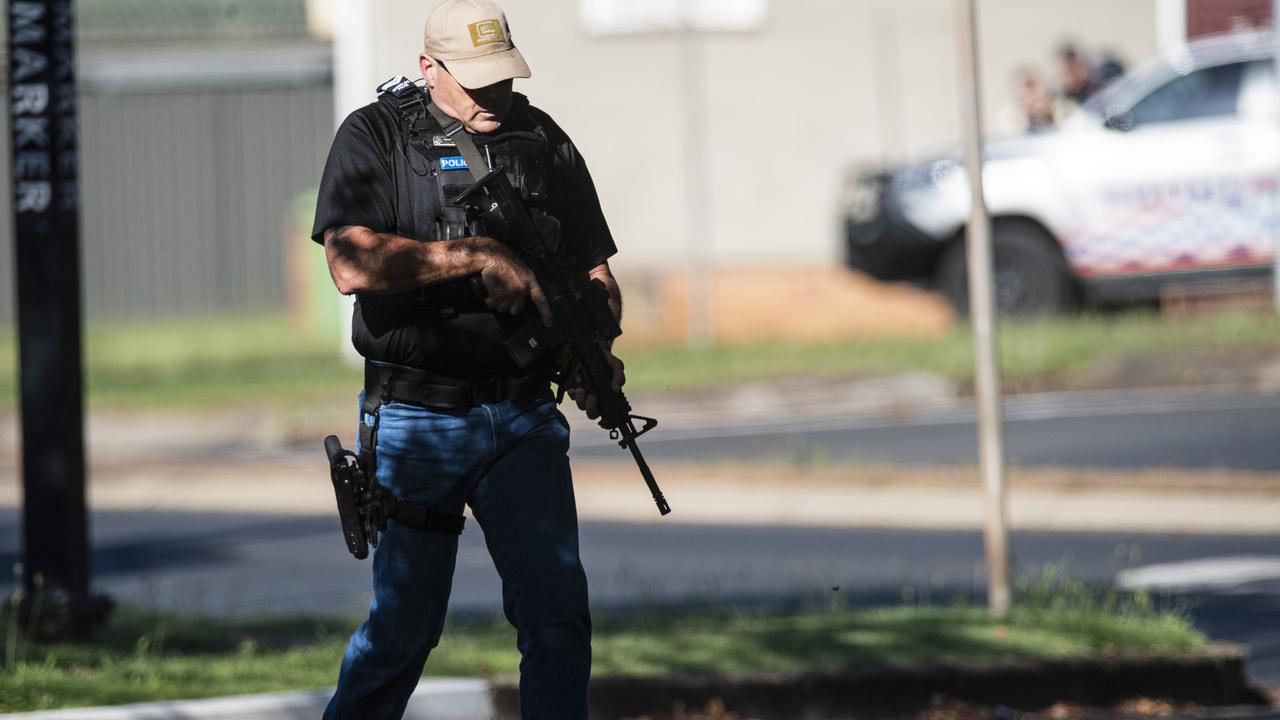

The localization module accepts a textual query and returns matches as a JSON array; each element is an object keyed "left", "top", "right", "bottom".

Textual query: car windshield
[
  {"left": 1077, "top": 31, "right": 1272, "bottom": 126},
  {"left": 1128, "top": 62, "right": 1245, "bottom": 124}
]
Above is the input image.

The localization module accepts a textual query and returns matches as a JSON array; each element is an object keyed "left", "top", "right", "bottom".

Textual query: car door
[
  {"left": 1228, "top": 59, "right": 1280, "bottom": 270},
  {"left": 1054, "top": 60, "right": 1263, "bottom": 280}
]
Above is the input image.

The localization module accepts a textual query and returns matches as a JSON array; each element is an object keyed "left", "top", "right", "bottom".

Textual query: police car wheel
[{"left": 935, "top": 221, "right": 1077, "bottom": 316}]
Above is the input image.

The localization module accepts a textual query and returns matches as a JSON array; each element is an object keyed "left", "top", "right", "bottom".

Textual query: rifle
[{"left": 452, "top": 151, "right": 671, "bottom": 517}]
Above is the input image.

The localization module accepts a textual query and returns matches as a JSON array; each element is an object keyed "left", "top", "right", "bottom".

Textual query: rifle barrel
[{"left": 622, "top": 432, "right": 670, "bottom": 515}]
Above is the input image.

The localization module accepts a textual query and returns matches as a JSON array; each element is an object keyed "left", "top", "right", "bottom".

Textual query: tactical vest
[{"left": 367, "top": 76, "right": 557, "bottom": 311}]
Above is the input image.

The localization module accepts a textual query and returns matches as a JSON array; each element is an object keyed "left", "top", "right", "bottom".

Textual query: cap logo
[{"left": 468, "top": 19, "right": 506, "bottom": 47}]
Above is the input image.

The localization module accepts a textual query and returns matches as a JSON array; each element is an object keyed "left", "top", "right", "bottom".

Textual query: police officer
[{"left": 312, "top": 0, "right": 624, "bottom": 716}]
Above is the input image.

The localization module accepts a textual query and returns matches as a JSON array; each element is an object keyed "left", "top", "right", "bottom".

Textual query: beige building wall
[
  {"left": 335, "top": 0, "right": 1159, "bottom": 342},
  {"left": 351, "top": 0, "right": 1157, "bottom": 270}
]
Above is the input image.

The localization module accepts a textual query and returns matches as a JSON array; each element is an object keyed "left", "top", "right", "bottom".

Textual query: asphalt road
[
  {"left": 1, "top": 509, "right": 1277, "bottom": 685},
  {"left": 570, "top": 389, "right": 1280, "bottom": 469}
]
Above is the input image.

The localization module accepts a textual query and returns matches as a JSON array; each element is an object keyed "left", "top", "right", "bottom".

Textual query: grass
[
  {"left": 0, "top": 574, "right": 1207, "bottom": 712},
  {"left": 623, "top": 309, "right": 1280, "bottom": 395},
  {"left": 0, "top": 310, "right": 1277, "bottom": 409},
  {"left": 0, "top": 314, "right": 359, "bottom": 409}
]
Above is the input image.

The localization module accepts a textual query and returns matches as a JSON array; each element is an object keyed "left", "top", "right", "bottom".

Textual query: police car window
[{"left": 1128, "top": 62, "right": 1245, "bottom": 126}]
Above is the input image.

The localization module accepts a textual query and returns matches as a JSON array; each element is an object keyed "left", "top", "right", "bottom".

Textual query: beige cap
[{"left": 424, "top": 0, "right": 531, "bottom": 89}]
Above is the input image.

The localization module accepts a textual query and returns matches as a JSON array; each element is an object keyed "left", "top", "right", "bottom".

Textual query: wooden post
[{"left": 953, "top": 0, "right": 1011, "bottom": 617}]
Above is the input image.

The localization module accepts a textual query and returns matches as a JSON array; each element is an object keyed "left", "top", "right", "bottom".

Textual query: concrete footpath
[
  {"left": 0, "top": 680, "right": 493, "bottom": 720},
  {"left": 1, "top": 454, "right": 1277, "bottom": 536}
]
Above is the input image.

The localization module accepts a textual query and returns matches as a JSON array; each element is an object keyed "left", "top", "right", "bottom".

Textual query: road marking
[{"left": 1116, "top": 556, "right": 1280, "bottom": 591}]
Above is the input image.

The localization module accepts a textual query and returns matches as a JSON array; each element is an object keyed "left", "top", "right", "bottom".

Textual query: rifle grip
[{"left": 584, "top": 280, "right": 621, "bottom": 341}]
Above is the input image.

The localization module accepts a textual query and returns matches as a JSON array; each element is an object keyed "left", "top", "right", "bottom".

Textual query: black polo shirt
[{"left": 312, "top": 92, "right": 617, "bottom": 376}]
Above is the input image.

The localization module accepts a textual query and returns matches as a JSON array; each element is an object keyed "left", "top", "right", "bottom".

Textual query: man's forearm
[
  {"left": 588, "top": 262, "right": 622, "bottom": 323},
  {"left": 324, "top": 225, "right": 492, "bottom": 295}
]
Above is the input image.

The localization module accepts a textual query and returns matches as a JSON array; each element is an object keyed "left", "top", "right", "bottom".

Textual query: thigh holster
[{"left": 358, "top": 367, "right": 467, "bottom": 537}]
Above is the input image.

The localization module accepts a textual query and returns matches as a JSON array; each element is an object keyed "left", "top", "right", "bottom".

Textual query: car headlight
[
  {"left": 844, "top": 175, "right": 882, "bottom": 224},
  {"left": 891, "top": 158, "right": 960, "bottom": 194},
  {"left": 928, "top": 159, "right": 960, "bottom": 184}
]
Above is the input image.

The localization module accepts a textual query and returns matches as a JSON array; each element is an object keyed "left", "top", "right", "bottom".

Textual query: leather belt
[{"left": 364, "top": 361, "right": 547, "bottom": 410}]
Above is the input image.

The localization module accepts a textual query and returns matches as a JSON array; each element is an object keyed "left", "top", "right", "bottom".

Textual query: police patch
[
  {"left": 439, "top": 156, "right": 469, "bottom": 171},
  {"left": 432, "top": 135, "right": 456, "bottom": 147}
]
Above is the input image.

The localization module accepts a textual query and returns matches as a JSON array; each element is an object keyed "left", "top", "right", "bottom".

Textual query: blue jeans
[{"left": 325, "top": 387, "right": 591, "bottom": 719}]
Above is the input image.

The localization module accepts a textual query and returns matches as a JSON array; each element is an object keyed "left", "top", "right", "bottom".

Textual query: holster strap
[{"left": 390, "top": 500, "right": 466, "bottom": 535}]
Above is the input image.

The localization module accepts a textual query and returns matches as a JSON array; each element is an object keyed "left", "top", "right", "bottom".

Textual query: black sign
[
  {"left": 11, "top": 0, "right": 78, "bottom": 216},
  {"left": 8, "top": 0, "right": 101, "bottom": 637}
]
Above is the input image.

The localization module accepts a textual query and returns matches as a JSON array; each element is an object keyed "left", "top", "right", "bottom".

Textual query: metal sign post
[
  {"left": 953, "top": 0, "right": 1010, "bottom": 617},
  {"left": 8, "top": 0, "right": 104, "bottom": 637}
]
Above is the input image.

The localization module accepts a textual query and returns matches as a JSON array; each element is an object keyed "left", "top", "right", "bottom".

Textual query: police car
[{"left": 842, "top": 31, "right": 1278, "bottom": 314}]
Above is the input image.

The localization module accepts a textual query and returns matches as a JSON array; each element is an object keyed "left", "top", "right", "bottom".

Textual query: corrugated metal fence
[{"left": 0, "top": 43, "right": 335, "bottom": 322}]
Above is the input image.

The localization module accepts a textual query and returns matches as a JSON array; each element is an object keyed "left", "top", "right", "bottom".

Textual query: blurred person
[
  {"left": 997, "top": 67, "right": 1056, "bottom": 136},
  {"left": 1093, "top": 51, "right": 1127, "bottom": 88},
  {"left": 312, "top": 0, "right": 625, "bottom": 716},
  {"left": 1056, "top": 42, "right": 1101, "bottom": 107}
]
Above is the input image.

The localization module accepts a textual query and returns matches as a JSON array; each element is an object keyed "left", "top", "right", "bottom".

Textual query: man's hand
[
  {"left": 568, "top": 351, "right": 625, "bottom": 421},
  {"left": 588, "top": 262, "right": 622, "bottom": 323},
  {"left": 477, "top": 240, "right": 553, "bottom": 327}
]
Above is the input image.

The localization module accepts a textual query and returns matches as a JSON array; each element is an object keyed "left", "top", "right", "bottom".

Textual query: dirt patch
[
  {"left": 505, "top": 646, "right": 1269, "bottom": 720},
  {"left": 614, "top": 266, "right": 954, "bottom": 347},
  {"left": 618, "top": 696, "right": 1277, "bottom": 720},
  {"left": 1075, "top": 349, "right": 1280, "bottom": 394}
]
